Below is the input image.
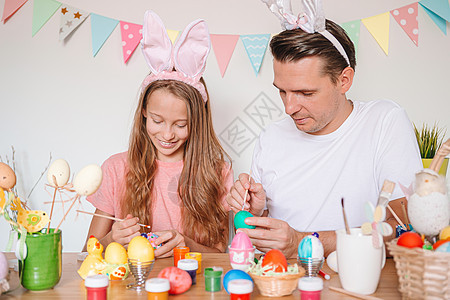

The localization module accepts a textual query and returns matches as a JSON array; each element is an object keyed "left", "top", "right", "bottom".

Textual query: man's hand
[
  {"left": 237, "top": 216, "right": 301, "bottom": 258},
  {"left": 227, "top": 173, "right": 267, "bottom": 217}
]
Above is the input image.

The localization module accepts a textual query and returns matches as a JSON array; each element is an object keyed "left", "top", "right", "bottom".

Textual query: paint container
[
  {"left": 228, "top": 279, "right": 253, "bottom": 300},
  {"left": 173, "top": 246, "right": 190, "bottom": 267},
  {"left": 145, "top": 278, "right": 170, "bottom": 300},
  {"left": 298, "top": 277, "right": 323, "bottom": 300},
  {"left": 185, "top": 252, "right": 202, "bottom": 274},
  {"left": 205, "top": 267, "right": 223, "bottom": 292},
  {"left": 176, "top": 259, "right": 198, "bottom": 285},
  {"left": 85, "top": 274, "right": 108, "bottom": 300}
]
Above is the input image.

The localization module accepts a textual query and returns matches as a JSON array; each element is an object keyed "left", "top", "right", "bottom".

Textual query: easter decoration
[
  {"left": 126, "top": 235, "right": 155, "bottom": 290},
  {"left": 223, "top": 269, "right": 253, "bottom": 294},
  {"left": 404, "top": 139, "right": 450, "bottom": 241},
  {"left": 234, "top": 171, "right": 256, "bottom": 230},
  {"left": 248, "top": 248, "right": 304, "bottom": 297},
  {"left": 77, "top": 236, "right": 130, "bottom": 280},
  {"left": 297, "top": 233, "right": 324, "bottom": 277},
  {"left": 228, "top": 232, "right": 255, "bottom": 271}
]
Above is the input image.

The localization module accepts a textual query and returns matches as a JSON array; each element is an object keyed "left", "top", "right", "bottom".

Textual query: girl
[{"left": 84, "top": 11, "right": 233, "bottom": 257}]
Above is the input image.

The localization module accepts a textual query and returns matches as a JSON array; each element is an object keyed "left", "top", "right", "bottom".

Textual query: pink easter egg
[{"left": 230, "top": 232, "right": 253, "bottom": 250}]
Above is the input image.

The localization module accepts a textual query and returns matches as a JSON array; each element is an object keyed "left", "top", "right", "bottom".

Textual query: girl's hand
[
  {"left": 227, "top": 173, "right": 266, "bottom": 216},
  {"left": 153, "top": 230, "right": 186, "bottom": 258},
  {"left": 110, "top": 214, "right": 141, "bottom": 247}
]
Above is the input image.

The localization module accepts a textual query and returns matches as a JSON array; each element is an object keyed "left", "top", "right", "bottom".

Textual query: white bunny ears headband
[
  {"left": 140, "top": 10, "right": 210, "bottom": 102},
  {"left": 261, "top": 0, "right": 350, "bottom": 66}
]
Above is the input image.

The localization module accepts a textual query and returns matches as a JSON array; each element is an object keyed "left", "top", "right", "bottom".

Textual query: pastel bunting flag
[
  {"left": 420, "top": 3, "right": 447, "bottom": 35},
  {"left": 240, "top": 34, "right": 270, "bottom": 76},
  {"left": 211, "top": 34, "right": 240, "bottom": 77},
  {"left": 362, "top": 12, "right": 390, "bottom": 55},
  {"left": 119, "top": 21, "right": 142, "bottom": 63},
  {"left": 2, "top": 0, "right": 28, "bottom": 22},
  {"left": 167, "top": 29, "right": 179, "bottom": 44},
  {"left": 341, "top": 20, "right": 361, "bottom": 58},
  {"left": 32, "top": 0, "right": 61, "bottom": 36},
  {"left": 91, "top": 13, "right": 119, "bottom": 57},
  {"left": 419, "top": 0, "right": 450, "bottom": 22},
  {"left": 391, "top": 3, "right": 419, "bottom": 46},
  {"left": 59, "top": 5, "right": 89, "bottom": 41}
]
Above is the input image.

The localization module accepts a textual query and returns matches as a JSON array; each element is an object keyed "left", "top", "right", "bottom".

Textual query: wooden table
[{"left": 3, "top": 252, "right": 401, "bottom": 299}]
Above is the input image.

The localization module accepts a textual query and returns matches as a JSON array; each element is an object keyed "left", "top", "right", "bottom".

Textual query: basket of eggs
[
  {"left": 248, "top": 249, "right": 305, "bottom": 297},
  {"left": 387, "top": 142, "right": 450, "bottom": 299},
  {"left": 387, "top": 228, "right": 450, "bottom": 299}
]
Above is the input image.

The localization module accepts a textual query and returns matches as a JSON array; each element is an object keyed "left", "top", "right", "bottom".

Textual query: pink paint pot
[{"left": 228, "top": 246, "right": 255, "bottom": 271}]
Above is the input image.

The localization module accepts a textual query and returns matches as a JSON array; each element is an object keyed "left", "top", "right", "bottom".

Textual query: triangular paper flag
[
  {"left": 32, "top": 0, "right": 61, "bottom": 37},
  {"left": 419, "top": 0, "right": 450, "bottom": 22},
  {"left": 211, "top": 34, "right": 239, "bottom": 77},
  {"left": 391, "top": 3, "right": 419, "bottom": 46},
  {"left": 167, "top": 29, "right": 179, "bottom": 44},
  {"left": 362, "top": 12, "right": 390, "bottom": 55},
  {"left": 341, "top": 20, "right": 361, "bottom": 58},
  {"left": 59, "top": 5, "right": 89, "bottom": 41},
  {"left": 120, "top": 21, "right": 142, "bottom": 63},
  {"left": 2, "top": 0, "right": 28, "bottom": 22},
  {"left": 91, "top": 13, "right": 119, "bottom": 57},
  {"left": 241, "top": 34, "right": 270, "bottom": 75},
  {"left": 421, "top": 3, "right": 447, "bottom": 35}
]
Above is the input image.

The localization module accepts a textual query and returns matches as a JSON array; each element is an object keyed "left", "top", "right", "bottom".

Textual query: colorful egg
[
  {"left": 141, "top": 233, "right": 162, "bottom": 250},
  {"left": 435, "top": 241, "right": 450, "bottom": 253},
  {"left": 73, "top": 164, "right": 102, "bottom": 196},
  {"left": 439, "top": 226, "right": 450, "bottom": 240},
  {"left": 222, "top": 269, "right": 253, "bottom": 294},
  {"left": 47, "top": 159, "right": 70, "bottom": 187},
  {"left": 127, "top": 236, "right": 155, "bottom": 262},
  {"left": 234, "top": 211, "right": 255, "bottom": 230},
  {"left": 230, "top": 232, "right": 253, "bottom": 250},
  {"left": 298, "top": 234, "right": 324, "bottom": 259},
  {"left": 397, "top": 232, "right": 423, "bottom": 248},
  {"left": 261, "top": 249, "right": 288, "bottom": 273},
  {"left": 0, "top": 162, "right": 16, "bottom": 189},
  {"left": 158, "top": 267, "right": 192, "bottom": 294},
  {"left": 105, "top": 242, "right": 128, "bottom": 265}
]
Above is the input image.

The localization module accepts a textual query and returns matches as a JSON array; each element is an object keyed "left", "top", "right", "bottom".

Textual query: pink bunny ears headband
[
  {"left": 140, "top": 10, "right": 210, "bottom": 102},
  {"left": 261, "top": 0, "right": 350, "bottom": 66}
]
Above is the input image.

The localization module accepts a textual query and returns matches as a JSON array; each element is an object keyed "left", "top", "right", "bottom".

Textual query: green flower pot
[
  {"left": 422, "top": 158, "right": 449, "bottom": 176},
  {"left": 19, "top": 229, "right": 62, "bottom": 291}
]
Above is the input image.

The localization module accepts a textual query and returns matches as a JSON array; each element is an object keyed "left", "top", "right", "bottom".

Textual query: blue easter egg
[
  {"left": 435, "top": 241, "right": 450, "bottom": 253},
  {"left": 223, "top": 269, "right": 253, "bottom": 294},
  {"left": 234, "top": 211, "right": 256, "bottom": 230},
  {"left": 298, "top": 235, "right": 324, "bottom": 259}
]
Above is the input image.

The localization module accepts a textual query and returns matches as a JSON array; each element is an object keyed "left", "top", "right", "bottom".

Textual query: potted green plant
[{"left": 414, "top": 123, "right": 448, "bottom": 176}]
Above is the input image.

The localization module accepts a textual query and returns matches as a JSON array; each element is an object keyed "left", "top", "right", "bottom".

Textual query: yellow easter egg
[
  {"left": 440, "top": 226, "right": 450, "bottom": 240},
  {"left": 127, "top": 236, "right": 154, "bottom": 262},
  {"left": 105, "top": 242, "right": 128, "bottom": 265}
]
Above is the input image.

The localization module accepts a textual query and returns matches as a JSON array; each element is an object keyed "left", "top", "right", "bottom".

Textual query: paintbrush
[
  {"left": 386, "top": 204, "right": 407, "bottom": 230},
  {"left": 400, "top": 201, "right": 411, "bottom": 230},
  {"left": 76, "top": 210, "right": 151, "bottom": 229},
  {"left": 341, "top": 197, "right": 351, "bottom": 234},
  {"left": 241, "top": 170, "right": 252, "bottom": 211},
  {"left": 377, "top": 180, "right": 395, "bottom": 207}
]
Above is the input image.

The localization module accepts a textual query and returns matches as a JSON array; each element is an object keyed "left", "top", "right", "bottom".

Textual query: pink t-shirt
[{"left": 87, "top": 152, "right": 233, "bottom": 234}]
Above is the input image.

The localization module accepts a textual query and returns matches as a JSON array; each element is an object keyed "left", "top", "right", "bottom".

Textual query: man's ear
[{"left": 339, "top": 67, "right": 355, "bottom": 94}]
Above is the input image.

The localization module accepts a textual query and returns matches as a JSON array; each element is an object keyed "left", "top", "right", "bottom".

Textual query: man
[{"left": 226, "top": 19, "right": 422, "bottom": 258}]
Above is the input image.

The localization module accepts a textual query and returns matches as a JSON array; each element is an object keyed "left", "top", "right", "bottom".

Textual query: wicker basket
[
  {"left": 387, "top": 239, "right": 450, "bottom": 299},
  {"left": 249, "top": 268, "right": 305, "bottom": 297}
]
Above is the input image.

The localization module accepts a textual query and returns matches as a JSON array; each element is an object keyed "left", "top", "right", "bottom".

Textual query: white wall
[{"left": 1, "top": 0, "right": 449, "bottom": 252}]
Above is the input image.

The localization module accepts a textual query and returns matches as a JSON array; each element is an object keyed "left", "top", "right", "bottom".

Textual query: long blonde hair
[{"left": 122, "top": 79, "right": 231, "bottom": 247}]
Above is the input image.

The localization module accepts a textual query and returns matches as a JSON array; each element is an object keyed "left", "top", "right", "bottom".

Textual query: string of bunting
[{"left": 2, "top": 0, "right": 450, "bottom": 77}]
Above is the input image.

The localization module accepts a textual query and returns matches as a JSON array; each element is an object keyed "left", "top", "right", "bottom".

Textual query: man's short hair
[{"left": 270, "top": 20, "right": 356, "bottom": 83}]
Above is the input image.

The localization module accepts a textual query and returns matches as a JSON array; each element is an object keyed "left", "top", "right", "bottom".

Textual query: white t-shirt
[{"left": 251, "top": 99, "right": 422, "bottom": 232}]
